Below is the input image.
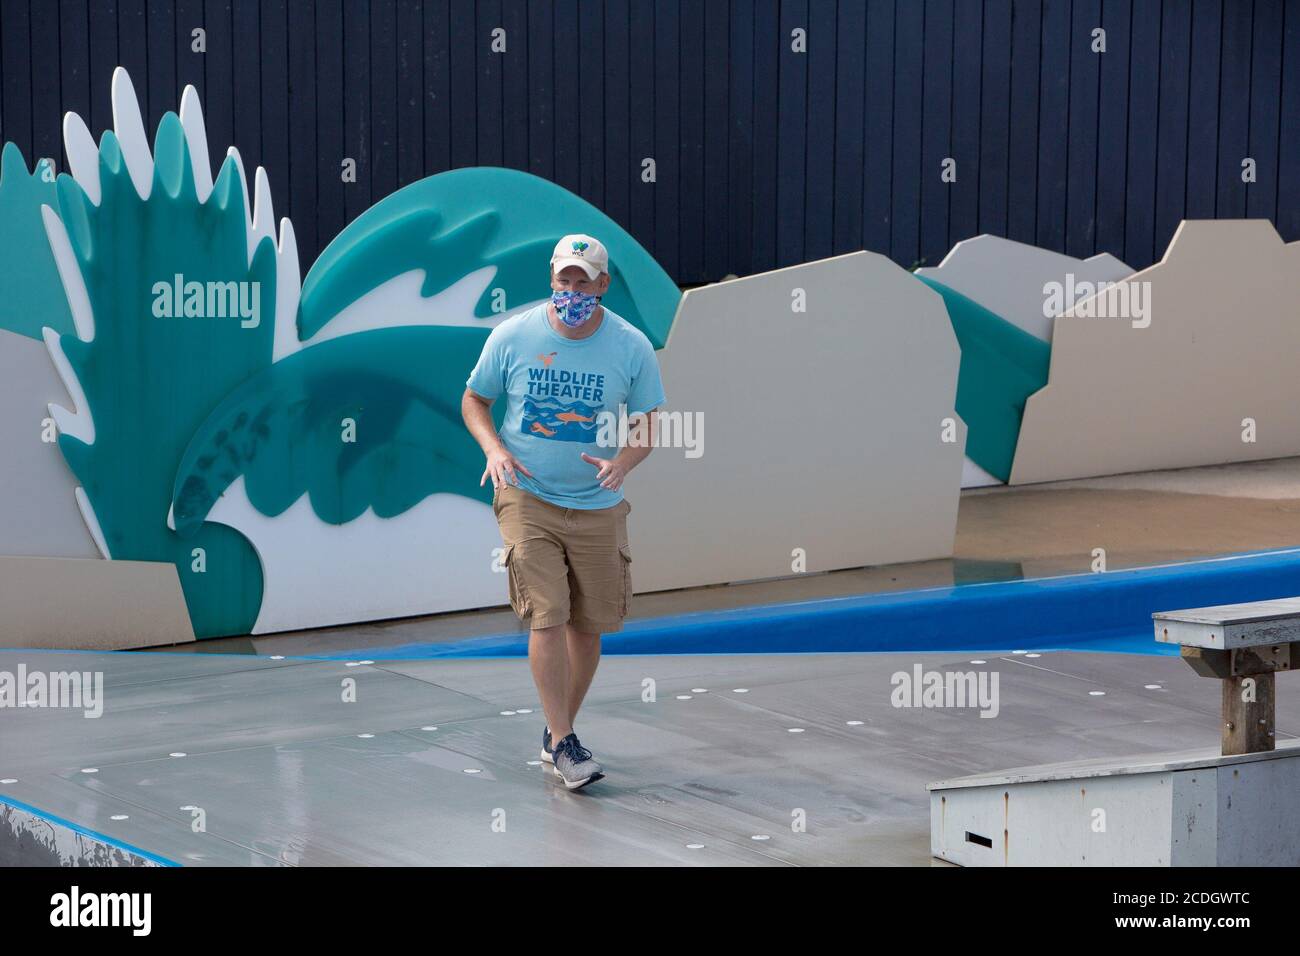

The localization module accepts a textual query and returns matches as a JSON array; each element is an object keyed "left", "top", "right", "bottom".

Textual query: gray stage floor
[{"left": 4, "top": 647, "right": 1298, "bottom": 865}]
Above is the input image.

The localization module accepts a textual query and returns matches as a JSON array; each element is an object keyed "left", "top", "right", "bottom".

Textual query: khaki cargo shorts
[{"left": 492, "top": 481, "right": 634, "bottom": 633}]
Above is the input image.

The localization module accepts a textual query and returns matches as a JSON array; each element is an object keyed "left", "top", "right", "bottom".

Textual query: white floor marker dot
[
  {"left": 846, "top": 720, "right": 864, "bottom": 726},
  {"left": 110, "top": 814, "right": 129, "bottom": 821},
  {"left": 788, "top": 728, "right": 805, "bottom": 733},
  {"left": 1012, "top": 650, "right": 1028, "bottom": 655},
  {"left": 1144, "top": 684, "right": 1162, "bottom": 690},
  {"left": 691, "top": 688, "right": 708, "bottom": 693},
  {"left": 463, "top": 768, "right": 482, "bottom": 774},
  {"left": 421, "top": 726, "right": 438, "bottom": 731},
  {"left": 360, "top": 660, "right": 374, "bottom": 665},
  {"left": 1026, "top": 653, "right": 1042, "bottom": 658},
  {"left": 81, "top": 768, "right": 98, "bottom": 774},
  {"left": 1089, "top": 691, "right": 1106, "bottom": 696},
  {"left": 676, "top": 695, "right": 692, "bottom": 700},
  {"left": 169, "top": 752, "right": 187, "bottom": 758},
  {"left": 345, "top": 662, "right": 361, "bottom": 667},
  {"left": 970, "top": 660, "right": 987, "bottom": 665},
  {"left": 357, "top": 733, "right": 375, "bottom": 738},
  {"left": 0, "top": 779, "right": 16, "bottom": 785},
  {"left": 517, "top": 708, "right": 533, "bottom": 714},
  {"left": 732, "top": 688, "right": 749, "bottom": 694},
  {"left": 500, "top": 710, "right": 517, "bottom": 716},
  {"left": 270, "top": 655, "right": 285, "bottom": 660},
  {"left": 751, "top": 834, "right": 770, "bottom": 841},
  {"left": 686, "top": 843, "right": 705, "bottom": 849},
  {"left": 527, "top": 760, "right": 542, "bottom": 766}
]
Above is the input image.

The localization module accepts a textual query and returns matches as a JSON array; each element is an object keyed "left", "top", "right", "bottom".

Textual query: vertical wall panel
[
  {"left": 919, "top": 0, "right": 953, "bottom": 270},
  {"left": 1036, "top": 0, "right": 1070, "bottom": 253},
  {"left": 1278, "top": 0, "right": 1300, "bottom": 240},
  {"left": 1006, "top": 0, "right": 1041, "bottom": 246},
  {"left": 726, "top": 0, "right": 754, "bottom": 275},
  {"left": 1154, "top": 1, "right": 1191, "bottom": 260},
  {"left": 370, "top": 0, "right": 397, "bottom": 201},
  {"left": 286, "top": 0, "right": 316, "bottom": 258},
  {"left": 862, "top": 0, "right": 894, "bottom": 258},
  {"left": 1095, "top": 0, "right": 1131, "bottom": 260},
  {"left": 395, "top": 0, "right": 423, "bottom": 189},
  {"left": 749, "top": 0, "right": 777, "bottom": 273},
  {"left": 3, "top": 0, "right": 34, "bottom": 149},
  {"left": 1185, "top": 0, "right": 1222, "bottom": 221},
  {"left": 30, "top": 0, "right": 62, "bottom": 162},
  {"left": 260, "top": 0, "right": 288, "bottom": 219},
  {"left": 889, "top": 0, "right": 923, "bottom": 267},
  {"left": 1065, "top": 0, "right": 1101, "bottom": 258},
  {"left": 315, "top": 0, "right": 344, "bottom": 258},
  {"left": 59, "top": 0, "right": 92, "bottom": 143},
  {"left": 204, "top": 0, "right": 234, "bottom": 176},
  {"left": 805, "top": 0, "right": 836, "bottom": 264},
  {"left": 776, "top": 0, "right": 809, "bottom": 269},
  {"left": 232, "top": 0, "right": 261, "bottom": 164},
  {"left": 1124, "top": 0, "right": 1161, "bottom": 266},
  {"left": 678, "top": 0, "right": 704, "bottom": 280},
  {"left": 949, "top": 0, "right": 981, "bottom": 253},
  {"left": 978, "top": 0, "right": 1012, "bottom": 242},
  {"left": 474, "top": 0, "right": 502, "bottom": 171},
  {"left": 147, "top": 0, "right": 177, "bottom": 131},
  {"left": 1216, "top": 0, "right": 1252, "bottom": 219},
  {"left": 701, "top": 0, "right": 729, "bottom": 279},
  {"left": 628, "top": 0, "right": 654, "bottom": 260},
  {"left": 1247, "top": 0, "right": 1283, "bottom": 220},
  {"left": 831, "top": 0, "right": 865, "bottom": 257}
]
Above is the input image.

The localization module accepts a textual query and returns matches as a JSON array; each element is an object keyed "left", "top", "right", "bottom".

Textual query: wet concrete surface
[{"left": 3, "top": 647, "right": 1298, "bottom": 865}]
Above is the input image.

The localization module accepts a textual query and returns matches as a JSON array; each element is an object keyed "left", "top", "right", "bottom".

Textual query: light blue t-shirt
[{"left": 466, "top": 302, "right": 666, "bottom": 509}]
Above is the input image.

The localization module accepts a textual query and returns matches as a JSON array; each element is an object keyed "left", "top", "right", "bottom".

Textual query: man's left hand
[{"left": 580, "top": 452, "right": 628, "bottom": 491}]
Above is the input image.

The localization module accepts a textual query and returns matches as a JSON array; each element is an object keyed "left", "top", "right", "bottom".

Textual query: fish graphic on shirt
[{"left": 521, "top": 395, "right": 602, "bottom": 443}]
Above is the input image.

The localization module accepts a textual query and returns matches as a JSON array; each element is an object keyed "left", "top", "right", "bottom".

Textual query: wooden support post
[{"left": 1222, "top": 672, "right": 1275, "bottom": 756}]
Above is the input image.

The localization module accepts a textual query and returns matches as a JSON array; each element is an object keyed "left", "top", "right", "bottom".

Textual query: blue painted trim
[
  {"left": 0, "top": 794, "right": 181, "bottom": 867},
  {"left": 300, "top": 547, "right": 1300, "bottom": 660}
]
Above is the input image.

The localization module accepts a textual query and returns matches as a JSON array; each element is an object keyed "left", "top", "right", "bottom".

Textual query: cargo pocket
[
  {"left": 503, "top": 542, "right": 530, "bottom": 617},
  {"left": 618, "top": 544, "right": 633, "bottom": 616}
]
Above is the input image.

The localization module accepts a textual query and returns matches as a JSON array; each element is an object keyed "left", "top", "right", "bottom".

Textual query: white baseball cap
[{"left": 550, "top": 234, "right": 609, "bottom": 280}]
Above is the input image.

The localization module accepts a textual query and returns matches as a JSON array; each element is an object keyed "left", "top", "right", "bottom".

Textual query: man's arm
[
  {"left": 580, "top": 406, "right": 657, "bottom": 492},
  {"left": 462, "top": 388, "right": 533, "bottom": 487},
  {"left": 615, "top": 406, "right": 657, "bottom": 471}
]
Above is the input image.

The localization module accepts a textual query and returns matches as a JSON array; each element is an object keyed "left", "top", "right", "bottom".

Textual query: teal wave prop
[
  {"left": 917, "top": 276, "right": 1051, "bottom": 482},
  {"left": 52, "top": 113, "right": 271, "bottom": 638},
  {"left": 0, "top": 142, "right": 75, "bottom": 339},
  {"left": 170, "top": 325, "right": 506, "bottom": 536},
  {"left": 298, "top": 167, "right": 680, "bottom": 349}
]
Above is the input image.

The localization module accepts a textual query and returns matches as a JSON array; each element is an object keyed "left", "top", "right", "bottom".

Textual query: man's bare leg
[
  {"left": 565, "top": 626, "right": 602, "bottom": 726},
  {"left": 529, "top": 624, "right": 573, "bottom": 742}
]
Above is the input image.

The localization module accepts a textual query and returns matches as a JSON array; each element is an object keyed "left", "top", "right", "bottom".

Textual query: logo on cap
[{"left": 571, "top": 240, "right": 589, "bottom": 256}]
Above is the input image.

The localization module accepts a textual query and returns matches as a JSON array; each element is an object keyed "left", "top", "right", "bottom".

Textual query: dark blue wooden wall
[{"left": 1, "top": 0, "right": 1296, "bottom": 283}]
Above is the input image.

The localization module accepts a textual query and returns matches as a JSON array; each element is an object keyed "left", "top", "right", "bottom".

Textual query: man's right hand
[{"left": 481, "top": 445, "right": 534, "bottom": 488}]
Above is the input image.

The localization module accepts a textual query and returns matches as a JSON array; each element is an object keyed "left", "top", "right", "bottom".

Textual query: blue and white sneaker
[
  {"left": 551, "top": 733, "right": 604, "bottom": 790},
  {"left": 541, "top": 725, "right": 554, "bottom": 764}
]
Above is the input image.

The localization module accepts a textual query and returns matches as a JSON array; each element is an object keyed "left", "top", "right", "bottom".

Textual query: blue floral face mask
[{"left": 552, "top": 289, "right": 601, "bottom": 328}]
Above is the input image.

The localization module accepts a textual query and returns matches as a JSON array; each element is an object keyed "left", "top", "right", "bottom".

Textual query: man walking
[{"left": 462, "top": 234, "right": 665, "bottom": 790}]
